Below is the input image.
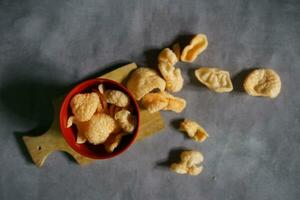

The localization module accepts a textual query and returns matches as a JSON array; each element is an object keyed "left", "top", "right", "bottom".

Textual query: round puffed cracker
[
  {"left": 127, "top": 67, "right": 166, "bottom": 100},
  {"left": 243, "top": 68, "right": 281, "bottom": 98},
  {"left": 105, "top": 90, "right": 130, "bottom": 107},
  {"left": 70, "top": 92, "right": 100, "bottom": 122},
  {"left": 84, "top": 113, "right": 117, "bottom": 145}
]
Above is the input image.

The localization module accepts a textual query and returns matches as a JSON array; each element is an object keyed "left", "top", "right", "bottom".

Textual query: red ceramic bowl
[{"left": 59, "top": 78, "right": 140, "bottom": 159}]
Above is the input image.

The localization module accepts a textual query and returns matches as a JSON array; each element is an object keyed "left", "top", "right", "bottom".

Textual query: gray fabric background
[{"left": 0, "top": 0, "right": 299, "bottom": 199}]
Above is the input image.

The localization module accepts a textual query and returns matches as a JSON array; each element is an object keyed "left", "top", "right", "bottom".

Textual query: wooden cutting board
[{"left": 23, "top": 63, "right": 165, "bottom": 167}]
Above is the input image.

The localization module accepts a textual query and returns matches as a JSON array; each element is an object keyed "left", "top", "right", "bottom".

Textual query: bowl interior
[{"left": 60, "top": 78, "right": 140, "bottom": 159}]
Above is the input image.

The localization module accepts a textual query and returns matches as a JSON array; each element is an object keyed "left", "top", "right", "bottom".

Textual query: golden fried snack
[
  {"left": 96, "top": 100, "right": 104, "bottom": 113},
  {"left": 181, "top": 34, "right": 208, "bottom": 62},
  {"left": 70, "top": 92, "right": 100, "bottom": 121},
  {"left": 243, "top": 68, "right": 281, "bottom": 98},
  {"left": 163, "top": 92, "right": 186, "bottom": 113},
  {"left": 158, "top": 48, "right": 184, "bottom": 92},
  {"left": 104, "top": 132, "right": 123, "bottom": 153},
  {"left": 105, "top": 90, "right": 130, "bottom": 107},
  {"left": 83, "top": 113, "right": 117, "bottom": 145},
  {"left": 108, "top": 104, "right": 116, "bottom": 116},
  {"left": 67, "top": 116, "right": 87, "bottom": 144},
  {"left": 98, "top": 84, "right": 104, "bottom": 94},
  {"left": 140, "top": 92, "right": 169, "bottom": 113},
  {"left": 67, "top": 116, "right": 74, "bottom": 128},
  {"left": 194, "top": 67, "right": 233, "bottom": 93},
  {"left": 127, "top": 67, "right": 166, "bottom": 100},
  {"left": 141, "top": 91, "right": 186, "bottom": 113},
  {"left": 172, "top": 43, "right": 181, "bottom": 59},
  {"left": 170, "top": 150, "right": 204, "bottom": 176},
  {"left": 180, "top": 119, "right": 209, "bottom": 142},
  {"left": 159, "top": 48, "right": 178, "bottom": 65},
  {"left": 114, "top": 110, "right": 136, "bottom": 133},
  {"left": 94, "top": 91, "right": 108, "bottom": 114}
]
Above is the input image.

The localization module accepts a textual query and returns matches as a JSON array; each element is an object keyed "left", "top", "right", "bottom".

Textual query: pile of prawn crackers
[
  {"left": 67, "top": 84, "right": 136, "bottom": 153},
  {"left": 68, "top": 33, "right": 282, "bottom": 176}
]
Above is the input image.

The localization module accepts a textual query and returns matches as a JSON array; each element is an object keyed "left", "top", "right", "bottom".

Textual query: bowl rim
[{"left": 59, "top": 78, "right": 140, "bottom": 159}]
